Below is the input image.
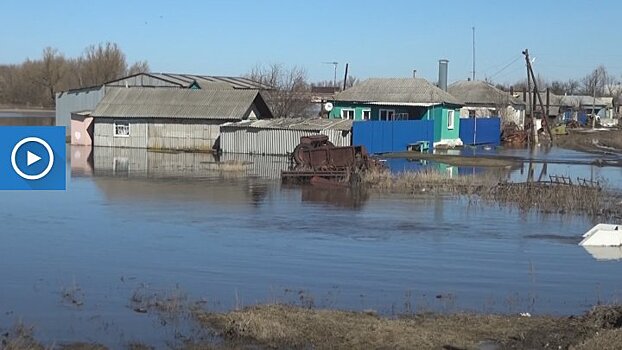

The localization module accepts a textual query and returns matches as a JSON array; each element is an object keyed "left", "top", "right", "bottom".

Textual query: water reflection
[
  {"left": 300, "top": 185, "right": 369, "bottom": 209},
  {"left": 582, "top": 246, "right": 622, "bottom": 261},
  {"left": 71, "top": 146, "right": 289, "bottom": 179}
]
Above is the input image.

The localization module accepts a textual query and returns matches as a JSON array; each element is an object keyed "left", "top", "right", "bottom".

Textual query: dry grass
[
  {"left": 130, "top": 285, "right": 188, "bottom": 319},
  {"left": 483, "top": 182, "right": 606, "bottom": 216},
  {"left": 361, "top": 167, "right": 616, "bottom": 217},
  {"left": 0, "top": 323, "right": 44, "bottom": 350},
  {"left": 192, "top": 304, "right": 621, "bottom": 350},
  {"left": 361, "top": 167, "right": 500, "bottom": 195}
]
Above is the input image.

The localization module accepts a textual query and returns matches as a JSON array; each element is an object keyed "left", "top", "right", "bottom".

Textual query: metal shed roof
[
  {"left": 105, "top": 73, "right": 273, "bottom": 90},
  {"left": 333, "top": 78, "right": 462, "bottom": 105},
  {"left": 224, "top": 117, "right": 353, "bottom": 131},
  {"left": 92, "top": 87, "right": 267, "bottom": 120}
]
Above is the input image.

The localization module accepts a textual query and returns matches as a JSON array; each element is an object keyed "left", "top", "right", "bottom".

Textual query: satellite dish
[{"left": 323, "top": 102, "right": 333, "bottom": 112}]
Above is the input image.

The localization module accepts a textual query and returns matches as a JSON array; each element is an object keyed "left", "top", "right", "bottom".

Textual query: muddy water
[{"left": 2, "top": 146, "right": 622, "bottom": 347}]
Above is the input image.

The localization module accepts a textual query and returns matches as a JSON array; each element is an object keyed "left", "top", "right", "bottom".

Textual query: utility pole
[
  {"left": 323, "top": 61, "right": 339, "bottom": 89},
  {"left": 472, "top": 26, "right": 476, "bottom": 81},
  {"left": 523, "top": 49, "right": 554, "bottom": 145}
]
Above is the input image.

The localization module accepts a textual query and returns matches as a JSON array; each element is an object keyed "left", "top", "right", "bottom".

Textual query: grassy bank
[
  {"left": 360, "top": 168, "right": 618, "bottom": 218},
  {"left": 193, "top": 304, "right": 622, "bottom": 349}
]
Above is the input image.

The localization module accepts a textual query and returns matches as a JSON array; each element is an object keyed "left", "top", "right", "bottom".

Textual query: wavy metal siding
[
  {"left": 220, "top": 127, "right": 351, "bottom": 155},
  {"left": 94, "top": 118, "right": 222, "bottom": 150},
  {"left": 55, "top": 86, "right": 105, "bottom": 136}
]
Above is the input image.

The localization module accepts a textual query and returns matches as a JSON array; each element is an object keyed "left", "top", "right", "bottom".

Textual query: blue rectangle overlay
[{"left": 0, "top": 126, "right": 66, "bottom": 190}]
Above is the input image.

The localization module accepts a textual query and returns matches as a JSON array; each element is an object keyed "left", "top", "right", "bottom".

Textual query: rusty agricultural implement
[{"left": 282, "top": 135, "right": 378, "bottom": 184}]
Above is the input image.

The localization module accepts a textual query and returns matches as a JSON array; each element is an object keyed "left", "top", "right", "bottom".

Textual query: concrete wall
[
  {"left": 56, "top": 87, "right": 105, "bottom": 136},
  {"left": 93, "top": 118, "right": 224, "bottom": 151},
  {"left": 71, "top": 114, "right": 94, "bottom": 146},
  {"left": 459, "top": 105, "right": 525, "bottom": 128}
]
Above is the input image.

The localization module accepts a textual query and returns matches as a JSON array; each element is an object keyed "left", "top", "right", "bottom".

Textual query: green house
[{"left": 329, "top": 78, "right": 463, "bottom": 147}]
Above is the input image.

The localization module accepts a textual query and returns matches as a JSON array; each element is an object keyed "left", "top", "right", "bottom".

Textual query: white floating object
[{"left": 579, "top": 224, "right": 622, "bottom": 247}]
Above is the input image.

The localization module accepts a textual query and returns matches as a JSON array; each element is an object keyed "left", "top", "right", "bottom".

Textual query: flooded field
[{"left": 2, "top": 145, "right": 622, "bottom": 347}]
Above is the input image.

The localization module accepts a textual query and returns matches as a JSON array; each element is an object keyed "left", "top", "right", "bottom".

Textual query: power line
[{"left": 489, "top": 56, "right": 522, "bottom": 79}]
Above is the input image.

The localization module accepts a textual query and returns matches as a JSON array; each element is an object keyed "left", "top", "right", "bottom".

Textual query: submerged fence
[
  {"left": 352, "top": 120, "right": 434, "bottom": 154},
  {"left": 459, "top": 117, "right": 501, "bottom": 146}
]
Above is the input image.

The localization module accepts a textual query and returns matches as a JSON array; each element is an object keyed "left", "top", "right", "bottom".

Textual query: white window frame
[
  {"left": 379, "top": 109, "right": 395, "bottom": 121},
  {"left": 114, "top": 120, "right": 130, "bottom": 137},
  {"left": 395, "top": 112, "right": 409, "bottom": 120},
  {"left": 340, "top": 108, "right": 355, "bottom": 120},
  {"left": 447, "top": 110, "right": 455, "bottom": 130},
  {"left": 362, "top": 109, "right": 371, "bottom": 121}
]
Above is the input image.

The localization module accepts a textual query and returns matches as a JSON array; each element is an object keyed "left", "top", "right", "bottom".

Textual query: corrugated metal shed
[
  {"left": 334, "top": 78, "right": 461, "bottom": 105},
  {"left": 92, "top": 87, "right": 269, "bottom": 120},
  {"left": 220, "top": 118, "right": 352, "bottom": 155}
]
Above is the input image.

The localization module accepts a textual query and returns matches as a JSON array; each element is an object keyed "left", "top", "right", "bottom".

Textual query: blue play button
[
  {"left": 0, "top": 127, "right": 65, "bottom": 190},
  {"left": 11, "top": 137, "right": 55, "bottom": 180}
]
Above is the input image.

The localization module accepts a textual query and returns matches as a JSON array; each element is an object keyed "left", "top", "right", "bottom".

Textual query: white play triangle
[{"left": 27, "top": 151, "right": 41, "bottom": 166}]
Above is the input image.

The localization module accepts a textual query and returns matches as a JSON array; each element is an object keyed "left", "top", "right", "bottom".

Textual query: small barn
[
  {"left": 90, "top": 87, "right": 272, "bottom": 151},
  {"left": 220, "top": 118, "right": 352, "bottom": 155},
  {"left": 56, "top": 72, "right": 270, "bottom": 137}
]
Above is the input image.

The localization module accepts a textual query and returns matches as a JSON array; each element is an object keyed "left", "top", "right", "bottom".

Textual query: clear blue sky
[{"left": 2, "top": 0, "right": 622, "bottom": 84}]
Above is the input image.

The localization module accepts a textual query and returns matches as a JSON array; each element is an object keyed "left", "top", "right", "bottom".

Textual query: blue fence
[
  {"left": 459, "top": 117, "right": 501, "bottom": 146},
  {"left": 353, "top": 120, "right": 434, "bottom": 154}
]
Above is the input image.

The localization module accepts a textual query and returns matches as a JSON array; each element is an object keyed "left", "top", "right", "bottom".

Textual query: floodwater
[{"left": 2, "top": 145, "right": 622, "bottom": 347}]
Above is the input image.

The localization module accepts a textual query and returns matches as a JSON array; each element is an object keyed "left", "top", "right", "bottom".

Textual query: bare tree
[
  {"left": 38, "top": 47, "right": 67, "bottom": 104},
  {"left": 128, "top": 60, "right": 150, "bottom": 75},
  {"left": 246, "top": 63, "right": 311, "bottom": 117},
  {"left": 0, "top": 42, "right": 149, "bottom": 107},
  {"left": 580, "top": 65, "right": 608, "bottom": 97},
  {"left": 80, "top": 42, "right": 128, "bottom": 86}
]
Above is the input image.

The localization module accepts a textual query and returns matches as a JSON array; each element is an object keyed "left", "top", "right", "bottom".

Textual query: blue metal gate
[{"left": 459, "top": 118, "right": 501, "bottom": 146}]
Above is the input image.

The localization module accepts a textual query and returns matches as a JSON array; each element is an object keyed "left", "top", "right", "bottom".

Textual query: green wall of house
[
  {"left": 329, "top": 102, "right": 431, "bottom": 121},
  {"left": 330, "top": 101, "right": 461, "bottom": 143},
  {"left": 423, "top": 105, "right": 460, "bottom": 142}
]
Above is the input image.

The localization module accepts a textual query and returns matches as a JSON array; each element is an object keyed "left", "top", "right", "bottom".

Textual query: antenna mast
[{"left": 472, "top": 26, "right": 476, "bottom": 81}]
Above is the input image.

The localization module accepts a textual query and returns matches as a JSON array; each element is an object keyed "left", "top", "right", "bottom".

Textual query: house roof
[
  {"left": 333, "top": 78, "right": 462, "bottom": 105},
  {"left": 448, "top": 80, "right": 525, "bottom": 106},
  {"left": 105, "top": 72, "right": 272, "bottom": 90},
  {"left": 223, "top": 117, "right": 353, "bottom": 131},
  {"left": 92, "top": 87, "right": 268, "bottom": 120}
]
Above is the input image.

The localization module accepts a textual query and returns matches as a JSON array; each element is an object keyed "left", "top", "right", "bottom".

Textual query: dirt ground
[
  {"left": 554, "top": 128, "right": 622, "bottom": 155},
  {"left": 193, "top": 304, "right": 622, "bottom": 350}
]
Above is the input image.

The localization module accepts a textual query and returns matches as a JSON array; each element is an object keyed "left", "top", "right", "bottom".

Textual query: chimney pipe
[
  {"left": 438, "top": 59, "right": 449, "bottom": 91},
  {"left": 413, "top": 69, "right": 417, "bottom": 78}
]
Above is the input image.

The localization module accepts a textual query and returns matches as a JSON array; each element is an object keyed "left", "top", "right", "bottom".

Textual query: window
[
  {"left": 447, "top": 110, "right": 455, "bottom": 129},
  {"left": 114, "top": 121, "right": 130, "bottom": 137},
  {"left": 341, "top": 109, "right": 355, "bottom": 120},
  {"left": 362, "top": 109, "right": 371, "bottom": 121},
  {"left": 395, "top": 112, "right": 409, "bottom": 120},
  {"left": 379, "top": 109, "right": 395, "bottom": 121}
]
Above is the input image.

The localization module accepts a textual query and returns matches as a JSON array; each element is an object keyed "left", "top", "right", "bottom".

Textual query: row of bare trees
[
  {"left": 0, "top": 42, "right": 149, "bottom": 108},
  {"left": 245, "top": 63, "right": 358, "bottom": 117},
  {"left": 508, "top": 65, "right": 621, "bottom": 99}
]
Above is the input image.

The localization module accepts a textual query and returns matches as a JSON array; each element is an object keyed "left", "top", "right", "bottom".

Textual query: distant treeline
[{"left": 0, "top": 42, "right": 149, "bottom": 108}]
